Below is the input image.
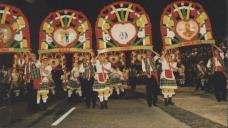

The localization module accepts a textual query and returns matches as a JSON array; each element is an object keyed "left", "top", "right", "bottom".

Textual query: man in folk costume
[
  {"left": 159, "top": 50, "right": 178, "bottom": 106},
  {"left": 24, "top": 53, "right": 41, "bottom": 111},
  {"left": 93, "top": 53, "right": 112, "bottom": 109},
  {"left": 10, "top": 66, "right": 20, "bottom": 97},
  {"left": 60, "top": 68, "right": 70, "bottom": 92},
  {"left": 142, "top": 50, "right": 159, "bottom": 107},
  {"left": 37, "top": 55, "right": 52, "bottom": 109},
  {"left": 67, "top": 62, "right": 81, "bottom": 98},
  {"left": 79, "top": 53, "right": 96, "bottom": 108},
  {"left": 207, "top": 45, "right": 227, "bottom": 102}
]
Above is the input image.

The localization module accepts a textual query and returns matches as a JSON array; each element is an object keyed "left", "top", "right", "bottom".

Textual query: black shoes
[
  {"left": 164, "top": 98, "right": 168, "bottom": 106},
  {"left": 100, "top": 101, "right": 108, "bottom": 110},
  {"left": 168, "top": 98, "right": 174, "bottom": 105},
  {"left": 104, "top": 101, "right": 108, "bottom": 109},
  {"left": 164, "top": 98, "right": 174, "bottom": 106},
  {"left": 100, "top": 102, "right": 104, "bottom": 109}
]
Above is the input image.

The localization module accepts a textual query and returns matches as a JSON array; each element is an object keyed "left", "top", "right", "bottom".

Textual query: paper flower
[
  {"left": 79, "top": 34, "right": 86, "bottom": 43},
  {"left": 14, "top": 31, "right": 23, "bottom": 41}
]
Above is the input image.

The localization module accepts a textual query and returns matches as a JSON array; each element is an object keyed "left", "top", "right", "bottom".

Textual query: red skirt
[{"left": 33, "top": 78, "right": 41, "bottom": 89}]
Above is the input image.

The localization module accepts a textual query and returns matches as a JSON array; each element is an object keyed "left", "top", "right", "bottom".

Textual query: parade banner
[
  {"left": 0, "top": 3, "right": 30, "bottom": 53},
  {"left": 39, "top": 9, "right": 92, "bottom": 54},
  {"left": 95, "top": 1, "right": 153, "bottom": 54},
  {"left": 161, "top": 1, "right": 215, "bottom": 49}
]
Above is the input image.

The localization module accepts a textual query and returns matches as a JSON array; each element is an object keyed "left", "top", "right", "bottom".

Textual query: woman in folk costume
[
  {"left": 109, "top": 67, "right": 125, "bottom": 96},
  {"left": 67, "top": 62, "right": 82, "bottom": 98},
  {"left": 37, "top": 55, "right": 52, "bottom": 109},
  {"left": 93, "top": 53, "right": 112, "bottom": 109},
  {"left": 159, "top": 50, "right": 178, "bottom": 106},
  {"left": 142, "top": 50, "right": 160, "bottom": 107},
  {"left": 207, "top": 45, "right": 227, "bottom": 102}
]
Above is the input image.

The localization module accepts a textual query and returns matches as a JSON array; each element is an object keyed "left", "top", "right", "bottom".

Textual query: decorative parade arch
[
  {"left": 39, "top": 9, "right": 93, "bottom": 69},
  {"left": 161, "top": 1, "right": 215, "bottom": 49},
  {"left": 39, "top": 9, "right": 92, "bottom": 54},
  {"left": 0, "top": 3, "right": 31, "bottom": 69},
  {"left": 0, "top": 3, "right": 30, "bottom": 53},
  {"left": 95, "top": 1, "right": 153, "bottom": 65}
]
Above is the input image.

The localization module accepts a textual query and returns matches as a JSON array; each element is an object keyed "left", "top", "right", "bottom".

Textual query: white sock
[{"left": 98, "top": 96, "right": 104, "bottom": 102}]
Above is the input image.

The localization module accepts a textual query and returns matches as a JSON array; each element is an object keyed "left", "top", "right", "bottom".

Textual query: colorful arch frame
[
  {"left": 161, "top": 1, "right": 215, "bottom": 49},
  {"left": 39, "top": 9, "right": 92, "bottom": 54},
  {"left": 95, "top": 1, "right": 153, "bottom": 54},
  {"left": 0, "top": 3, "right": 30, "bottom": 53}
]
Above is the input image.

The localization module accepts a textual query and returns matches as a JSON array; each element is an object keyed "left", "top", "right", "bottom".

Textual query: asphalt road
[{"left": 0, "top": 87, "right": 227, "bottom": 128}]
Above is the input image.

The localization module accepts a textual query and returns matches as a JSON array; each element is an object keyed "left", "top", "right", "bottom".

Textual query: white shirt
[
  {"left": 24, "top": 60, "right": 41, "bottom": 75},
  {"left": 94, "top": 60, "right": 112, "bottom": 80},
  {"left": 41, "top": 65, "right": 52, "bottom": 82},
  {"left": 160, "top": 57, "right": 177, "bottom": 80},
  {"left": 207, "top": 53, "right": 224, "bottom": 68},
  {"left": 70, "top": 67, "right": 80, "bottom": 81},
  {"left": 142, "top": 56, "right": 159, "bottom": 72},
  {"left": 142, "top": 58, "right": 153, "bottom": 72}
]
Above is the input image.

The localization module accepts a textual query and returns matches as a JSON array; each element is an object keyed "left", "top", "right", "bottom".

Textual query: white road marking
[{"left": 51, "top": 107, "right": 76, "bottom": 126}]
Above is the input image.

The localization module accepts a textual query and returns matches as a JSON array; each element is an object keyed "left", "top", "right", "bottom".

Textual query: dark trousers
[
  {"left": 82, "top": 78, "right": 97, "bottom": 107},
  {"left": 195, "top": 78, "right": 202, "bottom": 90},
  {"left": 212, "top": 72, "right": 227, "bottom": 101},
  {"left": 145, "top": 76, "right": 158, "bottom": 106},
  {"left": 129, "top": 76, "right": 137, "bottom": 91},
  {"left": 27, "top": 81, "right": 37, "bottom": 111}
]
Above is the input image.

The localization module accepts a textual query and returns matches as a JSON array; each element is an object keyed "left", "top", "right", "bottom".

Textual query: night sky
[{"left": 1, "top": 0, "right": 227, "bottom": 53}]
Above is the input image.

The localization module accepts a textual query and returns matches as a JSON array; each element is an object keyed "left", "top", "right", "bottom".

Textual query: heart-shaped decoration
[
  {"left": 53, "top": 27, "right": 77, "bottom": 47},
  {"left": 175, "top": 20, "right": 199, "bottom": 40},
  {"left": 0, "top": 24, "right": 14, "bottom": 48},
  {"left": 110, "top": 23, "right": 137, "bottom": 45}
]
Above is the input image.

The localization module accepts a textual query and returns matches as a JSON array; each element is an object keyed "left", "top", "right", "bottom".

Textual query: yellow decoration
[
  {"left": 140, "top": 14, "right": 148, "bottom": 25},
  {"left": 124, "top": 4, "right": 133, "bottom": 22},
  {"left": 99, "top": 39, "right": 106, "bottom": 49},
  {"left": 168, "top": 20, "right": 174, "bottom": 27},
  {"left": 206, "top": 32, "right": 213, "bottom": 40},
  {"left": 77, "top": 25, "right": 85, "bottom": 33},
  {"left": 21, "top": 39, "right": 27, "bottom": 48},
  {"left": 82, "top": 21, "right": 89, "bottom": 31},
  {"left": 173, "top": 4, "right": 184, "bottom": 20},
  {"left": 102, "top": 23, "right": 111, "bottom": 31},
  {"left": 136, "top": 19, "right": 143, "bottom": 28},
  {"left": 163, "top": 15, "right": 169, "bottom": 24},
  {"left": 136, "top": 15, "right": 148, "bottom": 28},
  {"left": 111, "top": 5, "right": 121, "bottom": 22},
  {"left": 165, "top": 37, "right": 172, "bottom": 45},
  {"left": 163, "top": 15, "right": 174, "bottom": 27},
  {"left": 196, "top": 12, "right": 207, "bottom": 25},
  {"left": 41, "top": 42, "right": 47, "bottom": 50},
  {"left": 17, "top": 16, "right": 25, "bottom": 26},
  {"left": 98, "top": 18, "right": 105, "bottom": 28},
  {"left": 12, "top": 22, "right": 19, "bottom": 31},
  {"left": 1, "top": 6, "right": 10, "bottom": 24},
  {"left": 43, "top": 22, "right": 48, "bottom": 30},
  {"left": 43, "top": 22, "right": 54, "bottom": 35},
  {"left": 84, "top": 40, "right": 91, "bottom": 49},
  {"left": 67, "top": 13, "right": 75, "bottom": 27},
  {"left": 56, "top": 12, "right": 64, "bottom": 27},
  {"left": 186, "top": 3, "right": 192, "bottom": 20},
  {"left": 143, "top": 36, "right": 151, "bottom": 45}
]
